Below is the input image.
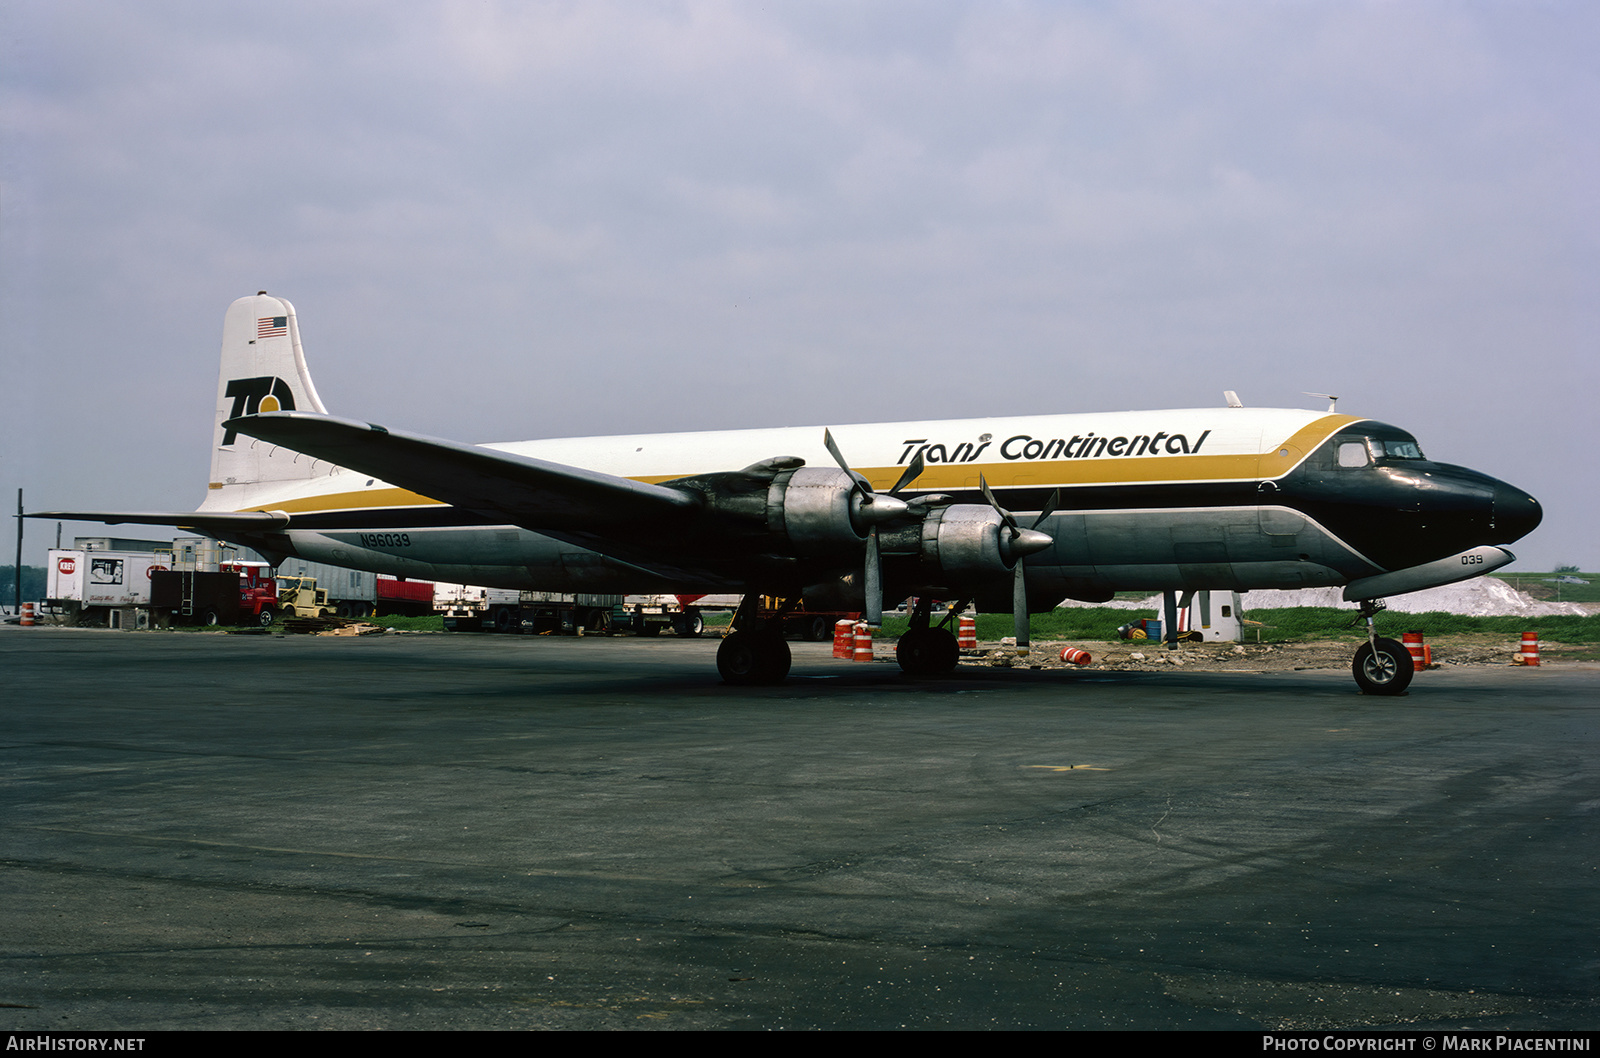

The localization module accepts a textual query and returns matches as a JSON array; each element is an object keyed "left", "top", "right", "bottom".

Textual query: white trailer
[{"left": 46, "top": 548, "right": 171, "bottom": 626}]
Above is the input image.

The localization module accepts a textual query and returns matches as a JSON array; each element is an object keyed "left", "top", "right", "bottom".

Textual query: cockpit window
[
  {"left": 1337, "top": 441, "right": 1369, "bottom": 468},
  {"left": 1371, "top": 438, "right": 1424, "bottom": 460}
]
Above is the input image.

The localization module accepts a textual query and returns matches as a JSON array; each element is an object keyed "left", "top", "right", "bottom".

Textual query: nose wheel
[
  {"left": 1351, "top": 600, "right": 1413, "bottom": 695},
  {"left": 1353, "top": 637, "right": 1413, "bottom": 695}
]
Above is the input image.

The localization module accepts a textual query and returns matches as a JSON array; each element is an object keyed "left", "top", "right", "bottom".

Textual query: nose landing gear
[{"left": 1351, "top": 599, "right": 1413, "bottom": 696}]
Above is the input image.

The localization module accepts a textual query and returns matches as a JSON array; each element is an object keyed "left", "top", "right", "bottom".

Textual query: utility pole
[{"left": 13, "top": 489, "right": 22, "bottom": 613}]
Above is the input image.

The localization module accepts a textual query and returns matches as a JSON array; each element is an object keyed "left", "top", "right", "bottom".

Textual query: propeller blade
[
  {"left": 888, "top": 449, "right": 925, "bottom": 496},
  {"left": 865, "top": 525, "right": 883, "bottom": 628},
  {"left": 1031, "top": 489, "right": 1061, "bottom": 531},
  {"left": 823, "top": 429, "right": 872, "bottom": 499},
  {"left": 1013, "top": 563, "right": 1030, "bottom": 653},
  {"left": 978, "top": 474, "right": 1019, "bottom": 535}
]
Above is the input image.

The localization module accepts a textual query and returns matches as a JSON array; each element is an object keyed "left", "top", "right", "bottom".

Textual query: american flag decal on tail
[{"left": 257, "top": 316, "right": 288, "bottom": 339}]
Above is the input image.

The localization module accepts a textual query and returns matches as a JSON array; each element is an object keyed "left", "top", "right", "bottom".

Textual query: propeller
[
  {"left": 823, "top": 429, "right": 935, "bottom": 628},
  {"left": 978, "top": 476, "right": 1059, "bottom": 653}
]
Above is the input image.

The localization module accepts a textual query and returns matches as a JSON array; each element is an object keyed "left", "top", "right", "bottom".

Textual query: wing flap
[{"left": 225, "top": 412, "right": 702, "bottom": 530}]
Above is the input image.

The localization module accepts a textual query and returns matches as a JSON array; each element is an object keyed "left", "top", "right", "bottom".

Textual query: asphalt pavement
[{"left": 3, "top": 625, "right": 1597, "bottom": 1029}]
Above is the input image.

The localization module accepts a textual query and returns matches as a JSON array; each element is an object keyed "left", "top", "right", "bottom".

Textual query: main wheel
[
  {"left": 896, "top": 627, "right": 960, "bottom": 676},
  {"left": 257, "top": 607, "right": 275, "bottom": 627},
  {"left": 1353, "top": 638, "right": 1414, "bottom": 696},
  {"left": 717, "top": 630, "right": 791, "bottom": 685}
]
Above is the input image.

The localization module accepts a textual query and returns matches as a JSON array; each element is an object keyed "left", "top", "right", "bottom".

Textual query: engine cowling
[
  {"left": 764, "top": 467, "right": 910, "bottom": 557},
  {"left": 918, "top": 504, "right": 1053, "bottom": 589},
  {"left": 919, "top": 504, "right": 1013, "bottom": 582}
]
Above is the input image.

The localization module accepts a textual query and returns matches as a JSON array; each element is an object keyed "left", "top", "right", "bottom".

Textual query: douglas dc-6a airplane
[{"left": 34, "top": 293, "right": 1543, "bottom": 694}]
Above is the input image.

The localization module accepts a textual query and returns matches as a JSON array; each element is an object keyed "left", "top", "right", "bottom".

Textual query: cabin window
[{"left": 1337, "top": 441, "right": 1369, "bottom": 468}]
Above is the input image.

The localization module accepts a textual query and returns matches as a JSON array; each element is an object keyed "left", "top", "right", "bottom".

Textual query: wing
[
  {"left": 25, "top": 510, "right": 291, "bottom": 531},
  {"left": 227, "top": 411, "right": 704, "bottom": 532}
]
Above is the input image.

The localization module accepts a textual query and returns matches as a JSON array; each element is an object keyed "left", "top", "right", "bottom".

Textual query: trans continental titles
[{"left": 896, "top": 429, "right": 1213, "bottom": 465}]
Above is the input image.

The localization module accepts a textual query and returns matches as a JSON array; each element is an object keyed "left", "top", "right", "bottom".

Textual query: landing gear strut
[
  {"left": 717, "top": 595, "right": 792, "bottom": 685},
  {"left": 1351, "top": 599, "right": 1413, "bottom": 696},
  {"left": 895, "top": 597, "right": 961, "bottom": 677}
]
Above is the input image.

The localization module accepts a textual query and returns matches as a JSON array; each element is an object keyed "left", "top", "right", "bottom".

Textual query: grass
[
  {"left": 366, "top": 614, "right": 446, "bottom": 632},
  {"left": 878, "top": 607, "right": 1600, "bottom": 646}
]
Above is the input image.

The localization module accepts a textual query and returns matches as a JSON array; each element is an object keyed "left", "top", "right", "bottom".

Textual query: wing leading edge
[{"left": 224, "top": 411, "right": 703, "bottom": 532}]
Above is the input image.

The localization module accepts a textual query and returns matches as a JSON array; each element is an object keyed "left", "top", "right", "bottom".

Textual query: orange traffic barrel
[
  {"left": 20, "top": 602, "right": 35, "bottom": 627},
  {"left": 958, "top": 615, "right": 977, "bottom": 650},
  {"left": 833, "top": 619, "right": 854, "bottom": 659},
  {"left": 1402, "top": 631, "right": 1425, "bottom": 671},
  {"left": 852, "top": 622, "right": 874, "bottom": 662},
  {"left": 1059, "top": 646, "right": 1092, "bottom": 665},
  {"left": 1517, "top": 631, "right": 1540, "bottom": 666}
]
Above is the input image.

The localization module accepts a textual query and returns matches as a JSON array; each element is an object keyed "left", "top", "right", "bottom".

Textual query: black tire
[
  {"left": 717, "top": 630, "right": 791, "bottom": 685},
  {"left": 896, "top": 627, "right": 960, "bottom": 676},
  {"left": 494, "top": 607, "right": 516, "bottom": 634},
  {"left": 1353, "top": 638, "right": 1414, "bottom": 696},
  {"left": 804, "top": 616, "right": 831, "bottom": 642},
  {"left": 675, "top": 610, "right": 704, "bottom": 638},
  {"left": 257, "top": 607, "right": 275, "bottom": 627},
  {"left": 202, "top": 609, "right": 221, "bottom": 626}
]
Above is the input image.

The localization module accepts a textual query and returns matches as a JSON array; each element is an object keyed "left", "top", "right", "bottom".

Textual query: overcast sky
[{"left": 3, "top": 0, "right": 1596, "bottom": 572}]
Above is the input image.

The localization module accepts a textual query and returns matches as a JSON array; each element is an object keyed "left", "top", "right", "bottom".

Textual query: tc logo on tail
[{"left": 222, "top": 376, "right": 297, "bottom": 444}]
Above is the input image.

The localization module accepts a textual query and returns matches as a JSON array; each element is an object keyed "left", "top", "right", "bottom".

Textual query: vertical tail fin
[{"left": 199, "top": 293, "right": 332, "bottom": 511}]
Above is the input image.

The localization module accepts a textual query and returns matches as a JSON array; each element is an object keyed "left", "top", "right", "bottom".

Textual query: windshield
[{"left": 1370, "top": 438, "right": 1425, "bottom": 460}]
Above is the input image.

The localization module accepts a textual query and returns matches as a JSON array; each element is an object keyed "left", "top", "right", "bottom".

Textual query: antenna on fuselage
[{"left": 1304, "top": 392, "right": 1339, "bottom": 412}]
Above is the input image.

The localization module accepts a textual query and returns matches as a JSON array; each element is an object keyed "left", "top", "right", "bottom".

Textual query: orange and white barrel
[
  {"left": 833, "top": 619, "right": 855, "bottom": 659},
  {"left": 1518, "top": 631, "right": 1540, "bottom": 666},
  {"left": 958, "top": 615, "right": 977, "bottom": 650},
  {"left": 20, "top": 602, "right": 35, "bottom": 627},
  {"left": 852, "top": 622, "right": 874, "bottom": 662},
  {"left": 1059, "top": 647, "right": 1092, "bottom": 666},
  {"left": 1403, "top": 632, "right": 1425, "bottom": 671},
  {"left": 1423, "top": 645, "right": 1433, "bottom": 668}
]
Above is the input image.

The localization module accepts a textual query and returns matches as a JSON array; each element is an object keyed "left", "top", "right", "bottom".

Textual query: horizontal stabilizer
[
  {"left": 225, "top": 412, "right": 702, "bottom": 531},
  {"left": 25, "top": 509, "right": 292, "bottom": 530}
]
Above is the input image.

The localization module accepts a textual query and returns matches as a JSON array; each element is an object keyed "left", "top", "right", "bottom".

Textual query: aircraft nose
[{"left": 1494, "top": 482, "right": 1543, "bottom": 543}]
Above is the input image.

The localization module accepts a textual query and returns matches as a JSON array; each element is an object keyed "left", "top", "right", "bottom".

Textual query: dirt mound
[{"left": 1059, "top": 577, "right": 1588, "bottom": 617}]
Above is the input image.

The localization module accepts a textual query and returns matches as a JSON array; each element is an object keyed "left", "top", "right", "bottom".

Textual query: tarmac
[{"left": 3, "top": 625, "right": 1597, "bottom": 1030}]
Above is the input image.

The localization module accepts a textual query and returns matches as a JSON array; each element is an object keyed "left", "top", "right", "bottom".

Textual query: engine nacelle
[
  {"left": 765, "top": 467, "right": 866, "bottom": 556},
  {"left": 919, "top": 504, "right": 1015, "bottom": 583}
]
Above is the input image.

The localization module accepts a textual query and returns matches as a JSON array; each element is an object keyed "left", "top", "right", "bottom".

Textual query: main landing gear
[
  {"left": 716, "top": 595, "right": 792, "bottom": 685},
  {"left": 717, "top": 594, "right": 966, "bottom": 684},
  {"left": 1351, "top": 599, "right": 1413, "bottom": 696},
  {"left": 895, "top": 596, "right": 961, "bottom": 677}
]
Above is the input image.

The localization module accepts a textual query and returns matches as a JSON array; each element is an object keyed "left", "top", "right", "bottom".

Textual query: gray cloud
[{"left": 4, "top": 0, "right": 1595, "bottom": 569}]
